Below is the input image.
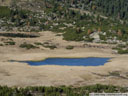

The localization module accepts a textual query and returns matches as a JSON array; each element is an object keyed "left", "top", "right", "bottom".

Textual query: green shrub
[
  {"left": 0, "top": 6, "right": 11, "bottom": 18},
  {"left": 43, "top": 44, "right": 57, "bottom": 50},
  {"left": 0, "top": 33, "right": 39, "bottom": 38},
  {"left": 4, "top": 41, "right": 15, "bottom": 45},
  {"left": 99, "top": 34, "right": 107, "bottom": 41},
  {"left": 20, "top": 42, "right": 38, "bottom": 49},
  {"left": 109, "top": 71, "right": 120, "bottom": 76},
  {"left": 84, "top": 37, "right": 94, "bottom": 42},
  {"left": 0, "top": 44, "right": 3, "bottom": 46},
  {"left": 66, "top": 45, "right": 74, "bottom": 50},
  {"left": 0, "top": 84, "right": 126, "bottom": 95},
  {"left": 34, "top": 42, "right": 43, "bottom": 46},
  {"left": 63, "top": 28, "right": 84, "bottom": 41},
  {"left": 118, "top": 49, "right": 128, "bottom": 54}
]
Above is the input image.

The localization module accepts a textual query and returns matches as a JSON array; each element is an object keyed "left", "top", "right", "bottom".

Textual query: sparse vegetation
[
  {"left": 66, "top": 45, "right": 74, "bottom": 50},
  {"left": 20, "top": 42, "right": 38, "bottom": 49},
  {"left": 0, "top": 43, "right": 3, "bottom": 46},
  {"left": 0, "top": 84, "right": 127, "bottom": 96},
  {"left": 34, "top": 42, "right": 57, "bottom": 49},
  {"left": 34, "top": 42, "right": 43, "bottom": 46},
  {"left": 0, "top": 33, "right": 39, "bottom": 38},
  {"left": 109, "top": 71, "right": 120, "bottom": 77},
  {"left": 43, "top": 44, "right": 57, "bottom": 50},
  {"left": 4, "top": 41, "right": 15, "bottom": 45},
  {"left": 118, "top": 49, "right": 128, "bottom": 54},
  {"left": 0, "top": 6, "right": 11, "bottom": 18},
  {"left": 113, "top": 44, "right": 128, "bottom": 54}
]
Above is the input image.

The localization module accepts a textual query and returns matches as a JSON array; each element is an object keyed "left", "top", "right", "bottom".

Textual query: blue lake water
[{"left": 23, "top": 57, "right": 111, "bottom": 66}]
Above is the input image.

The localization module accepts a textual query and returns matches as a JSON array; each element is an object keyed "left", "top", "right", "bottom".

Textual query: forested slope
[{"left": 60, "top": 0, "right": 128, "bottom": 20}]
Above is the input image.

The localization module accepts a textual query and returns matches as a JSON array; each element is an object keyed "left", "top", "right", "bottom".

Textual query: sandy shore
[{"left": 0, "top": 31, "right": 128, "bottom": 87}]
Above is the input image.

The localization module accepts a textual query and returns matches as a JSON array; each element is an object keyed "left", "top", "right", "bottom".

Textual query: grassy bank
[{"left": 0, "top": 84, "right": 127, "bottom": 96}]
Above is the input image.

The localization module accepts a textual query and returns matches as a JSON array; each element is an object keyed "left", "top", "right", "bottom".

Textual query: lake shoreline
[
  {"left": 0, "top": 31, "right": 127, "bottom": 87},
  {"left": 20, "top": 57, "right": 111, "bottom": 66}
]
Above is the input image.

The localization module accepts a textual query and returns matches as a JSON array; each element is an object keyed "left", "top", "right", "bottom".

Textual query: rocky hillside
[
  {"left": 0, "top": 0, "right": 128, "bottom": 54},
  {"left": 0, "top": 0, "right": 12, "bottom": 6},
  {"left": 1, "top": 0, "right": 128, "bottom": 20}
]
